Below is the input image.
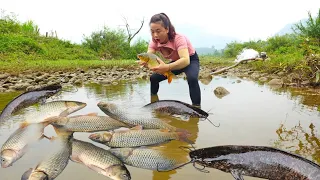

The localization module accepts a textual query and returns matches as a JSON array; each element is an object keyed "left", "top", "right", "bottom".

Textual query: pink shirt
[{"left": 148, "top": 33, "right": 195, "bottom": 61}]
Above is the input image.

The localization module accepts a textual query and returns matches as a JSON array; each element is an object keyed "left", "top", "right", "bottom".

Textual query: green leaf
[{"left": 316, "top": 71, "right": 320, "bottom": 83}]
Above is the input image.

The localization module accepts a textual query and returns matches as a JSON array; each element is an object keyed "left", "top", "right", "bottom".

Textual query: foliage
[
  {"left": 212, "top": 8, "right": 320, "bottom": 83},
  {"left": 0, "top": 10, "right": 148, "bottom": 61},
  {"left": 292, "top": 9, "right": 320, "bottom": 46},
  {"left": 82, "top": 26, "right": 147, "bottom": 60}
]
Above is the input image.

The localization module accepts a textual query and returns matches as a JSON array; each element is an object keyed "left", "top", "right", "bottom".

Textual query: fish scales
[
  {"left": 1, "top": 124, "right": 43, "bottom": 152},
  {"left": 52, "top": 115, "right": 129, "bottom": 132},
  {"left": 99, "top": 130, "right": 180, "bottom": 148},
  {"left": 24, "top": 101, "right": 86, "bottom": 124},
  {"left": 71, "top": 139, "right": 131, "bottom": 180},
  {"left": 97, "top": 102, "right": 177, "bottom": 132},
  {"left": 72, "top": 138, "right": 124, "bottom": 165},
  {"left": 1, "top": 123, "right": 45, "bottom": 168},
  {"left": 109, "top": 148, "right": 183, "bottom": 171},
  {"left": 32, "top": 138, "right": 71, "bottom": 179}
]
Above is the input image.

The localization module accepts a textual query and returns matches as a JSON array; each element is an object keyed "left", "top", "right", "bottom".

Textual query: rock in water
[{"left": 213, "top": 87, "right": 230, "bottom": 99}]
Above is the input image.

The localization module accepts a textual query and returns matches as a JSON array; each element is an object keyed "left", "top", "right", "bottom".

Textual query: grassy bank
[
  {"left": 0, "top": 55, "right": 235, "bottom": 75},
  {"left": 0, "top": 59, "right": 136, "bottom": 74}
]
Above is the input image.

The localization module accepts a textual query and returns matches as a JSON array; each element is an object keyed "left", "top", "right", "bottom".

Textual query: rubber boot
[
  {"left": 150, "top": 94, "right": 159, "bottom": 103},
  {"left": 192, "top": 104, "right": 201, "bottom": 109}
]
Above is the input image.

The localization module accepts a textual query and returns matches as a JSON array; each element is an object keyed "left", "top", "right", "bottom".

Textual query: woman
[{"left": 140, "top": 13, "right": 201, "bottom": 107}]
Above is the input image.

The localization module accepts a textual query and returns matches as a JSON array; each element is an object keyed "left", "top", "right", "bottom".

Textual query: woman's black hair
[{"left": 149, "top": 13, "right": 176, "bottom": 41}]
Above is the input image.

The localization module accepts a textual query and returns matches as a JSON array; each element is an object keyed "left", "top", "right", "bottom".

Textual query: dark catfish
[
  {"left": 0, "top": 84, "right": 62, "bottom": 121},
  {"left": 189, "top": 145, "right": 320, "bottom": 180},
  {"left": 142, "top": 100, "right": 208, "bottom": 118}
]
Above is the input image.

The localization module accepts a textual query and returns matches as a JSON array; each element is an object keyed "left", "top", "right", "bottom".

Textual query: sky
[{"left": 1, "top": 0, "right": 320, "bottom": 48}]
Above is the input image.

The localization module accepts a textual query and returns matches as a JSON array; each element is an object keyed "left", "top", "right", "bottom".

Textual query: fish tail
[
  {"left": 167, "top": 72, "right": 175, "bottom": 84},
  {"left": 175, "top": 128, "right": 191, "bottom": 134},
  {"left": 21, "top": 168, "right": 34, "bottom": 180},
  {"left": 176, "top": 131, "right": 194, "bottom": 145},
  {"left": 42, "top": 116, "right": 65, "bottom": 126}
]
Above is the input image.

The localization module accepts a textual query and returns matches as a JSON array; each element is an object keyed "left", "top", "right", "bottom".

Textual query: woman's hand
[{"left": 150, "top": 58, "right": 170, "bottom": 74}]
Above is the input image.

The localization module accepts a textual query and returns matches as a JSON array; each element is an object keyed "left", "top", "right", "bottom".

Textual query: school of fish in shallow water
[{"left": 1, "top": 84, "right": 320, "bottom": 179}]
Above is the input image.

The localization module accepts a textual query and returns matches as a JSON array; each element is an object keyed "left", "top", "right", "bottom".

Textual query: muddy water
[{"left": 0, "top": 76, "right": 319, "bottom": 180}]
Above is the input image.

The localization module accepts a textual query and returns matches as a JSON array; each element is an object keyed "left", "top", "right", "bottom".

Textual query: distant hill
[
  {"left": 135, "top": 23, "right": 238, "bottom": 52},
  {"left": 195, "top": 47, "right": 218, "bottom": 55},
  {"left": 276, "top": 18, "right": 308, "bottom": 36},
  {"left": 175, "top": 24, "right": 238, "bottom": 50}
]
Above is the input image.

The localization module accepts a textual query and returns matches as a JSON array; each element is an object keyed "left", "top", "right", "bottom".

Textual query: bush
[
  {"left": 0, "top": 11, "right": 99, "bottom": 61},
  {"left": 82, "top": 26, "right": 148, "bottom": 60}
]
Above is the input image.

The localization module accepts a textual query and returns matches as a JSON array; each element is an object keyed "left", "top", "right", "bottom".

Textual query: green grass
[
  {"left": 199, "top": 55, "right": 234, "bottom": 66},
  {"left": 0, "top": 59, "right": 137, "bottom": 74},
  {"left": 0, "top": 55, "right": 237, "bottom": 75},
  {"left": 247, "top": 52, "right": 306, "bottom": 73},
  {"left": 0, "top": 53, "right": 314, "bottom": 81}
]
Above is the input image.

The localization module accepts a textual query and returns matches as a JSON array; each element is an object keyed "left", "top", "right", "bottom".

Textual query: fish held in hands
[{"left": 137, "top": 52, "right": 175, "bottom": 83}]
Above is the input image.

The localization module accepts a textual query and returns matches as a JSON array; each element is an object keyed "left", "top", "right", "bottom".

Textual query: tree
[
  {"left": 292, "top": 9, "right": 320, "bottom": 46},
  {"left": 82, "top": 26, "right": 128, "bottom": 59},
  {"left": 122, "top": 16, "right": 144, "bottom": 45}
]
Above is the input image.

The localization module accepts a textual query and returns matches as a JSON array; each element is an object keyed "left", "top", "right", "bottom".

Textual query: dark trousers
[{"left": 150, "top": 52, "right": 201, "bottom": 106}]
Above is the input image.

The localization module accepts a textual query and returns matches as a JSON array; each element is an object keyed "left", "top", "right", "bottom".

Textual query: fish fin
[
  {"left": 70, "top": 155, "right": 83, "bottom": 163},
  {"left": 59, "top": 109, "right": 70, "bottom": 117},
  {"left": 19, "top": 121, "right": 30, "bottom": 129},
  {"left": 159, "top": 129, "right": 170, "bottom": 132},
  {"left": 230, "top": 169, "right": 244, "bottom": 180},
  {"left": 175, "top": 128, "right": 191, "bottom": 135},
  {"left": 42, "top": 116, "right": 62, "bottom": 124},
  {"left": 85, "top": 112, "right": 98, "bottom": 116},
  {"left": 164, "top": 72, "right": 173, "bottom": 84},
  {"left": 78, "top": 154, "right": 105, "bottom": 174},
  {"left": 52, "top": 126, "right": 74, "bottom": 137},
  {"left": 21, "top": 168, "right": 34, "bottom": 180},
  {"left": 41, "top": 134, "right": 56, "bottom": 142},
  {"left": 113, "top": 128, "right": 131, "bottom": 133},
  {"left": 176, "top": 131, "right": 194, "bottom": 145},
  {"left": 144, "top": 145, "right": 168, "bottom": 150},
  {"left": 130, "top": 125, "right": 143, "bottom": 130}
]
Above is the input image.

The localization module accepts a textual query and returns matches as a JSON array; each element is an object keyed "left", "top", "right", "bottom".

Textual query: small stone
[{"left": 267, "top": 79, "right": 283, "bottom": 85}]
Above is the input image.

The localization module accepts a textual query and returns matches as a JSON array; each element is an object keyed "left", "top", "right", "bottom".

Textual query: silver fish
[
  {"left": 109, "top": 147, "right": 189, "bottom": 171},
  {"left": 1, "top": 122, "right": 50, "bottom": 168},
  {"left": 89, "top": 128, "right": 193, "bottom": 148},
  {"left": 0, "top": 84, "right": 62, "bottom": 122},
  {"left": 23, "top": 100, "right": 86, "bottom": 124},
  {"left": 21, "top": 135, "right": 72, "bottom": 180},
  {"left": 70, "top": 138, "right": 131, "bottom": 180},
  {"left": 97, "top": 102, "right": 184, "bottom": 132},
  {"left": 51, "top": 113, "right": 129, "bottom": 132}
]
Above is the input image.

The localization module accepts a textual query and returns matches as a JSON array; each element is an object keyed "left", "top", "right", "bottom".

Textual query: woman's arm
[
  {"left": 147, "top": 48, "right": 156, "bottom": 54},
  {"left": 151, "top": 48, "right": 190, "bottom": 74},
  {"left": 167, "top": 48, "right": 190, "bottom": 70}
]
